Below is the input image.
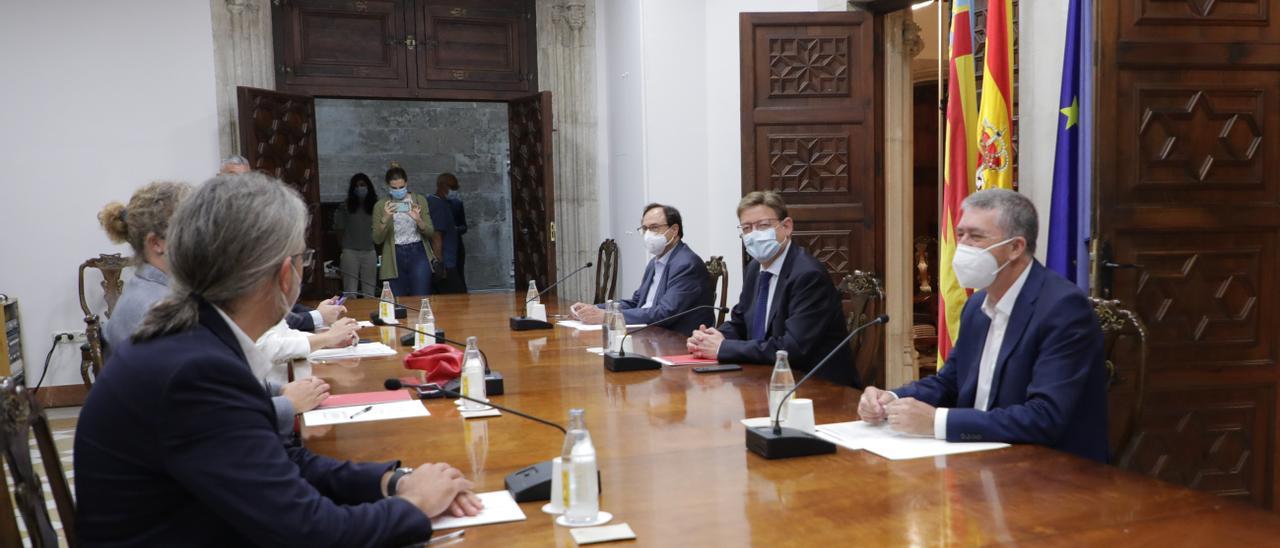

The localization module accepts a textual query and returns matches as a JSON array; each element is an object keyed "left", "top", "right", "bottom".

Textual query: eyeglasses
[
  {"left": 736, "top": 218, "right": 780, "bottom": 235},
  {"left": 293, "top": 249, "right": 315, "bottom": 269},
  {"left": 635, "top": 223, "right": 670, "bottom": 234}
]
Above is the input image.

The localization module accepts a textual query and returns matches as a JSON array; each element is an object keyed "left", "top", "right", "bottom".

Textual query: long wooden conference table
[{"left": 304, "top": 293, "right": 1280, "bottom": 546}]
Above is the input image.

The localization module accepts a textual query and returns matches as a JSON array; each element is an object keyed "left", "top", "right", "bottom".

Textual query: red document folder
[
  {"left": 658, "top": 354, "right": 719, "bottom": 366},
  {"left": 316, "top": 389, "right": 411, "bottom": 409}
]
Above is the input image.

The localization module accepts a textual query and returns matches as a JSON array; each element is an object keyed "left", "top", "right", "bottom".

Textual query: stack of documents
[
  {"left": 815, "top": 421, "right": 1009, "bottom": 460},
  {"left": 555, "top": 320, "right": 645, "bottom": 331},
  {"left": 308, "top": 342, "right": 397, "bottom": 360},
  {"left": 431, "top": 490, "right": 527, "bottom": 530},
  {"left": 303, "top": 390, "right": 430, "bottom": 426}
]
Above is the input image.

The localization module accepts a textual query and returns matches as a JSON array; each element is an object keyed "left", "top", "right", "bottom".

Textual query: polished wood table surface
[{"left": 304, "top": 293, "right": 1280, "bottom": 546}]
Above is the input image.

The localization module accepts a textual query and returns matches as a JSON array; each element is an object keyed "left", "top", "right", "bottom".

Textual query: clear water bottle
[
  {"left": 768, "top": 350, "right": 796, "bottom": 425},
  {"left": 526, "top": 279, "right": 540, "bottom": 314},
  {"left": 607, "top": 301, "right": 626, "bottom": 353},
  {"left": 414, "top": 298, "right": 435, "bottom": 349},
  {"left": 460, "top": 336, "right": 487, "bottom": 411},
  {"left": 560, "top": 409, "right": 599, "bottom": 525},
  {"left": 379, "top": 281, "right": 396, "bottom": 321}
]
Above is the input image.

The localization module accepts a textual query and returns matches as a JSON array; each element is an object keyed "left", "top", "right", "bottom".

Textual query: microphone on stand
[
  {"left": 385, "top": 378, "right": 598, "bottom": 503},
  {"left": 371, "top": 317, "right": 503, "bottom": 396},
  {"left": 340, "top": 290, "right": 415, "bottom": 321},
  {"left": 602, "top": 305, "right": 730, "bottom": 372},
  {"left": 746, "top": 314, "right": 889, "bottom": 460},
  {"left": 511, "top": 262, "right": 594, "bottom": 331}
]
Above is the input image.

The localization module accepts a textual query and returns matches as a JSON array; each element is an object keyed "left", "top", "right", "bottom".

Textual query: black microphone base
[
  {"left": 603, "top": 351, "right": 661, "bottom": 372},
  {"left": 745, "top": 426, "right": 837, "bottom": 459},
  {"left": 368, "top": 309, "right": 408, "bottom": 321},
  {"left": 504, "top": 460, "right": 603, "bottom": 503},
  {"left": 416, "top": 373, "right": 505, "bottom": 398},
  {"left": 510, "top": 316, "right": 554, "bottom": 331}
]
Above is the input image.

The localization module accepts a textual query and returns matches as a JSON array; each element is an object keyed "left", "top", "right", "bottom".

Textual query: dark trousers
[
  {"left": 391, "top": 243, "right": 433, "bottom": 297},
  {"left": 435, "top": 267, "right": 467, "bottom": 294}
]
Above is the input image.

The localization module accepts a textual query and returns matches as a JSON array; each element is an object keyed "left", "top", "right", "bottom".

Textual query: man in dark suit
[
  {"left": 75, "top": 173, "right": 479, "bottom": 546},
  {"left": 285, "top": 299, "right": 345, "bottom": 332},
  {"left": 570, "top": 203, "right": 715, "bottom": 336},
  {"left": 686, "top": 191, "right": 856, "bottom": 387},
  {"left": 860, "top": 189, "right": 1108, "bottom": 462}
]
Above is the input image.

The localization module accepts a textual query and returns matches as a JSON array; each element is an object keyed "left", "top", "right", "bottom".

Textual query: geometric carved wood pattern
[
  {"left": 768, "top": 37, "right": 849, "bottom": 97},
  {"left": 793, "top": 230, "right": 852, "bottom": 285},
  {"left": 1140, "top": 0, "right": 1266, "bottom": 22},
  {"left": 236, "top": 86, "right": 324, "bottom": 298},
  {"left": 768, "top": 135, "right": 849, "bottom": 193},
  {"left": 1138, "top": 90, "right": 1264, "bottom": 185},
  {"left": 1134, "top": 249, "right": 1260, "bottom": 345},
  {"left": 507, "top": 91, "right": 556, "bottom": 291}
]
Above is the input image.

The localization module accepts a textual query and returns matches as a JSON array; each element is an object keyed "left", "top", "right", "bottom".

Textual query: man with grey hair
[
  {"left": 858, "top": 188, "right": 1108, "bottom": 462},
  {"left": 219, "top": 154, "right": 251, "bottom": 175}
]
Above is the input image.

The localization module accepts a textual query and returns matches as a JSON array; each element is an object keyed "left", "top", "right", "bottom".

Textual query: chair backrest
[
  {"left": 0, "top": 377, "right": 76, "bottom": 547},
  {"left": 78, "top": 253, "right": 130, "bottom": 319},
  {"left": 594, "top": 239, "right": 620, "bottom": 303},
  {"left": 705, "top": 256, "right": 729, "bottom": 325},
  {"left": 1089, "top": 298, "right": 1148, "bottom": 464},
  {"left": 839, "top": 271, "right": 885, "bottom": 388}
]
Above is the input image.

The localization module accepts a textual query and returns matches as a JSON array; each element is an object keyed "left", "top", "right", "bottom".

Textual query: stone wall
[{"left": 316, "top": 99, "right": 514, "bottom": 291}]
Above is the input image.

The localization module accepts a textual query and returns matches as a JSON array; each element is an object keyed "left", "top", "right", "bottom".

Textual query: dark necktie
[{"left": 750, "top": 271, "right": 774, "bottom": 340}]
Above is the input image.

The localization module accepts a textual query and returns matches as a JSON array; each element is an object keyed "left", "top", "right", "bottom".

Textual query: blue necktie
[{"left": 750, "top": 271, "right": 774, "bottom": 340}]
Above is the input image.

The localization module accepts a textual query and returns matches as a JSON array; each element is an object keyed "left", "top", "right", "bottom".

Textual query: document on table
[
  {"left": 556, "top": 320, "right": 645, "bottom": 332},
  {"left": 308, "top": 342, "right": 397, "bottom": 360},
  {"left": 815, "top": 420, "right": 1010, "bottom": 460},
  {"left": 302, "top": 400, "right": 430, "bottom": 426},
  {"left": 654, "top": 354, "right": 718, "bottom": 366},
  {"left": 431, "top": 490, "right": 527, "bottom": 530},
  {"left": 356, "top": 320, "right": 375, "bottom": 328}
]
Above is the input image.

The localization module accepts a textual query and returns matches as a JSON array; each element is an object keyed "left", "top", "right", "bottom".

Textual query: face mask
[
  {"left": 742, "top": 228, "right": 782, "bottom": 262},
  {"left": 354, "top": 187, "right": 368, "bottom": 199},
  {"left": 277, "top": 259, "right": 302, "bottom": 321},
  {"left": 389, "top": 188, "right": 408, "bottom": 200},
  {"left": 643, "top": 228, "right": 672, "bottom": 256},
  {"left": 951, "top": 238, "right": 1016, "bottom": 289},
  {"left": 447, "top": 190, "right": 459, "bottom": 200}
]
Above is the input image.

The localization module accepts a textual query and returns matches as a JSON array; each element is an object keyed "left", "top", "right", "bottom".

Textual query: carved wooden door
[
  {"left": 740, "top": 12, "right": 884, "bottom": 368},
  {"left": 1097, "top": 1, "right": 1280, "bottom": 508},
  {"left": 415, "top": 0, "right": 536, "bottom": 95},
  {"left": 508, "top": 91, "right": 556, "bottom": 292},
  {"left": 236, "top": 86, "right": 325, "bottom": 299}
]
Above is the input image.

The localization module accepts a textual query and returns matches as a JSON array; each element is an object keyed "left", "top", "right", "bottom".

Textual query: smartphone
[
  {"left": 395, "top": 202, "right": 412, "bottom": 213},
  {"left": 693, "top": 364, "right": 742, "bottom": 374}
]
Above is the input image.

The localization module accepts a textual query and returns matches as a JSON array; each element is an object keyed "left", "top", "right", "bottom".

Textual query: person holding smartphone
[{"left": 372, "top": 164, "right": 437, "bottom": 296}]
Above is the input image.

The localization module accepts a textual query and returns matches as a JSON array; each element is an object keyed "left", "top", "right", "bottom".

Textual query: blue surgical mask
[
  {"left": 354, "top": 187, "right": 368, "bottom": 199},
  {"left": 447, "top": 190, "right": 459, "bottom": 200},
  {"left": 742, "top": 228, "right": 782, "bottom": 262},
  {"left": 389, "top": 188, "right": 408, "bottom": 200}
]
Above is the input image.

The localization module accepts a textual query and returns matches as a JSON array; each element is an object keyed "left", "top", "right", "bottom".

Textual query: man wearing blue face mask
[
  {"left": 858, "top": 189, "right": 1108, "bottom": 462},
  {"left": 687, "top": 191, "right": 857, "bottom": 387},
  {"left": 570, "top": 203, "right": 715, "bottom": 335}
]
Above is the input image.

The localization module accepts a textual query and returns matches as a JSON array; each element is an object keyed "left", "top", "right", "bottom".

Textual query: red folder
[
  {"left": 316, "top": 389, "right": 411, "bottom": 410},
  {"left": 658, "top": 354, "right": 719, "bottom": 366}
]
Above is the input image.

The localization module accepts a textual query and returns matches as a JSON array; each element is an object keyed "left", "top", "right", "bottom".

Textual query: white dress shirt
[
  {"left": 641, "top": 253, "right": 669, "bottom": 309},
  {"left": 759, "top": 240, "right": 791, "bottom": 323},
  {"left": 933, "top": 262, "right": 1032, "bottom": 440},
  {"left": 211, "top": 305, "right": 275, "bottom": 386}
]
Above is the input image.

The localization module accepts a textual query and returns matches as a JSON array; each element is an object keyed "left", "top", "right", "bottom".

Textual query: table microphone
[
  {"left": 746, "top": 314, "right": 889, "bottom": 460},
  {"left": 340, "top": 290, "right": 414, "bottom": 321},
  {"left": 385, "top": 378, "right": 598, "bottom": 502},
  {"left": 371, "top": 317, "right": 503, "bottom": 396},
  {"left": 511, "top": 262, "right": 593, "bottom": 331},
  {"left": 603, "top": 305, "right": 730, "bottom": 372}
]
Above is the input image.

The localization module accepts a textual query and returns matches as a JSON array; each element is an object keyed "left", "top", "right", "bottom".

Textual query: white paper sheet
[
  {"left": 815, "top": 420, "right": 1010, "bottom": 460},
  {"left": 555, "top": 320, "right": 645, "bottom": 332},
  {"left": 308, "top": 342, "right": 397, "bottom": 361},
  {"left": 302, "top": 399, "right": 430, "bottom": 426},
  {"left": 739, "top": 416, "right": 773, "bottom": 429},
  {"left": 460, "top": 407, "right": 501, "bottom": 419},
  {"left": 431, "top": 490, "right": 527, "bottom": 530},
  {"left": 356, "top": 320, "right": 375, "bottom": 328}
]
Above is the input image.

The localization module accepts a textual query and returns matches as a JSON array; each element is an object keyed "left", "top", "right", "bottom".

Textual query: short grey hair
[
  {"left": 133, "top": 173, "right": 307, "bottom": 341},
  {"left": 221, "top": 154, "right": 249, "bottom": 167},
  {"left": 961, "top": 188, "right": 1039, "bottom": 253}
]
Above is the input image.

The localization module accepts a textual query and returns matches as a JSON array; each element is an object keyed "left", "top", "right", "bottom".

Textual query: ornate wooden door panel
[
  {"left": 508, "top": 91, "right": 556, "bottom": 292},
  {"left": 235, "top": 86, "right": 325, "bottom": 298},
  {"left": 416, "top": 0, "right": 536, "bottom": 93},
  {"left": 1098, "top": 0, "right": 1280, "bottom": 508},
  {"left": 273, "top": 0, "right": 412, "bottom": 91}
]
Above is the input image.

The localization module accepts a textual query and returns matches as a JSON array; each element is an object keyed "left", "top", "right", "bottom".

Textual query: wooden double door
[
  {"left": 235, "top": 87, "right": 556, "bottom": 297},
  {"left": 1097, "top": 1, "right": 1280, "bottom": 509}
]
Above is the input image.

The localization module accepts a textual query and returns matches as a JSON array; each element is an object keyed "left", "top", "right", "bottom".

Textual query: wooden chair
[
  {"left": 838, "top": 271, "right": 884, "bottom": 388},
  {"left": 0, "top": 376, "right": 76, "bottom": 547},
  {"left": 705, "top": 256, "right": 729, "bottom": 325},
  {"left": 1090, "top": 298, "right": 1148, "bottom": 465},
  {"left": 912, "top": 236, "right": 939, "bottom": 377},
  {"left": 594, "top": 239, "right": 620, "bottom": 303},
  {"left": 78, "top": 253, "right": 129, "bottom": 387}
]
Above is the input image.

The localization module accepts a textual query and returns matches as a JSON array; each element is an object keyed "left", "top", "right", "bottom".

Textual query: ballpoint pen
[
  {"left": 348, "top": 405, "right": 373, "bottom": 420},
  {"left": 426, "top": 529, "right": 465, "bottom": 545}
]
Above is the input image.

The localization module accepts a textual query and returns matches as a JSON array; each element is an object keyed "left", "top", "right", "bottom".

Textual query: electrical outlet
[{"left": 54, "top": 330, "right": 87, "bottom": 343}]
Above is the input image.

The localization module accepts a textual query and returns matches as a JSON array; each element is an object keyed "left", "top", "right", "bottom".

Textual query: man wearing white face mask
[
  {"left": 687, "top": 191, "right": 857, "bottom": 387},
  {"left": 858, "top": 189, "right": 1108, "bottom": 462},
  {"left": 570, "top": 203, "right": 715, "bottom": 335}
]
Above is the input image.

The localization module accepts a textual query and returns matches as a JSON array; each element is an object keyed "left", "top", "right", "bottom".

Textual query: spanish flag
[
  {"left": 975, "top": 0, "right": 1015, "bottom": 191},
  {"left": 938, "top": 0, "right": 978, "bottom": 368}
]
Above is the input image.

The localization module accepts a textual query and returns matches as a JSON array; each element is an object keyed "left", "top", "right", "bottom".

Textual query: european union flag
[{"left": 1047, "top": 0, "right": 1089, "bottom": 288}]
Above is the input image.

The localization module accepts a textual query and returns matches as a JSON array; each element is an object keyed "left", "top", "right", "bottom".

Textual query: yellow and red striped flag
[
  {"left": 975, "top": 0, "right": 1015, "bottom": 191},
  {"left": 938, "top": 0, "right": 979, "bottom": 367}
]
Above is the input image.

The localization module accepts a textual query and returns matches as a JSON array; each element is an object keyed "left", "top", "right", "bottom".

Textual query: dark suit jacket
[
  {"left": 75, "top": 300, "right": 432, "bottom": 547},
  {"left": 608, "top": 241, "right": 715, "bottom": 336},
  {"left": 286, "top": 303, "right": 315, "bottom": 332},
  {"left": 893, "top": 261, "right": 1108, "bottom": 462},
  {"left": 718, "top": 243, "right": 857, "bottom": 387}
]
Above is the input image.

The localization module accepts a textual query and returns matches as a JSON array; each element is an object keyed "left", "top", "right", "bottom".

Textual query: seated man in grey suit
[{"left": 570, "top": 203, "right": 715, "bottom": 336}]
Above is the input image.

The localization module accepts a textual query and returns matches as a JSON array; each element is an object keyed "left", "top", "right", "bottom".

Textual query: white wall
[
  {"left": 1018, "top": 4, "right": 1070, "bottom": 261},
  {"left": 597, "top": 0, "right": 833, "bottom": 305},
  {"left": 0, "top": 1, "right": 220, "bottom": 387}
]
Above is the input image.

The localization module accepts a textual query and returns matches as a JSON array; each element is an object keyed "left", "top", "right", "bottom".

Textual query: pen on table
[
  {"left": 335, "top": 295, "right": 347, "bottom": 306},
  {"left": 348, "top": 405, "right": 373, "bottom": 420},
  {"left": 426, "top": 530, "right": 465, "bottom": 545}
]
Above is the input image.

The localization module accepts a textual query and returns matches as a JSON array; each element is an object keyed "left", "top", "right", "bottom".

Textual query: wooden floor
[{"left": 297, "top": 293, "right": 1280, "bottom": 546}]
